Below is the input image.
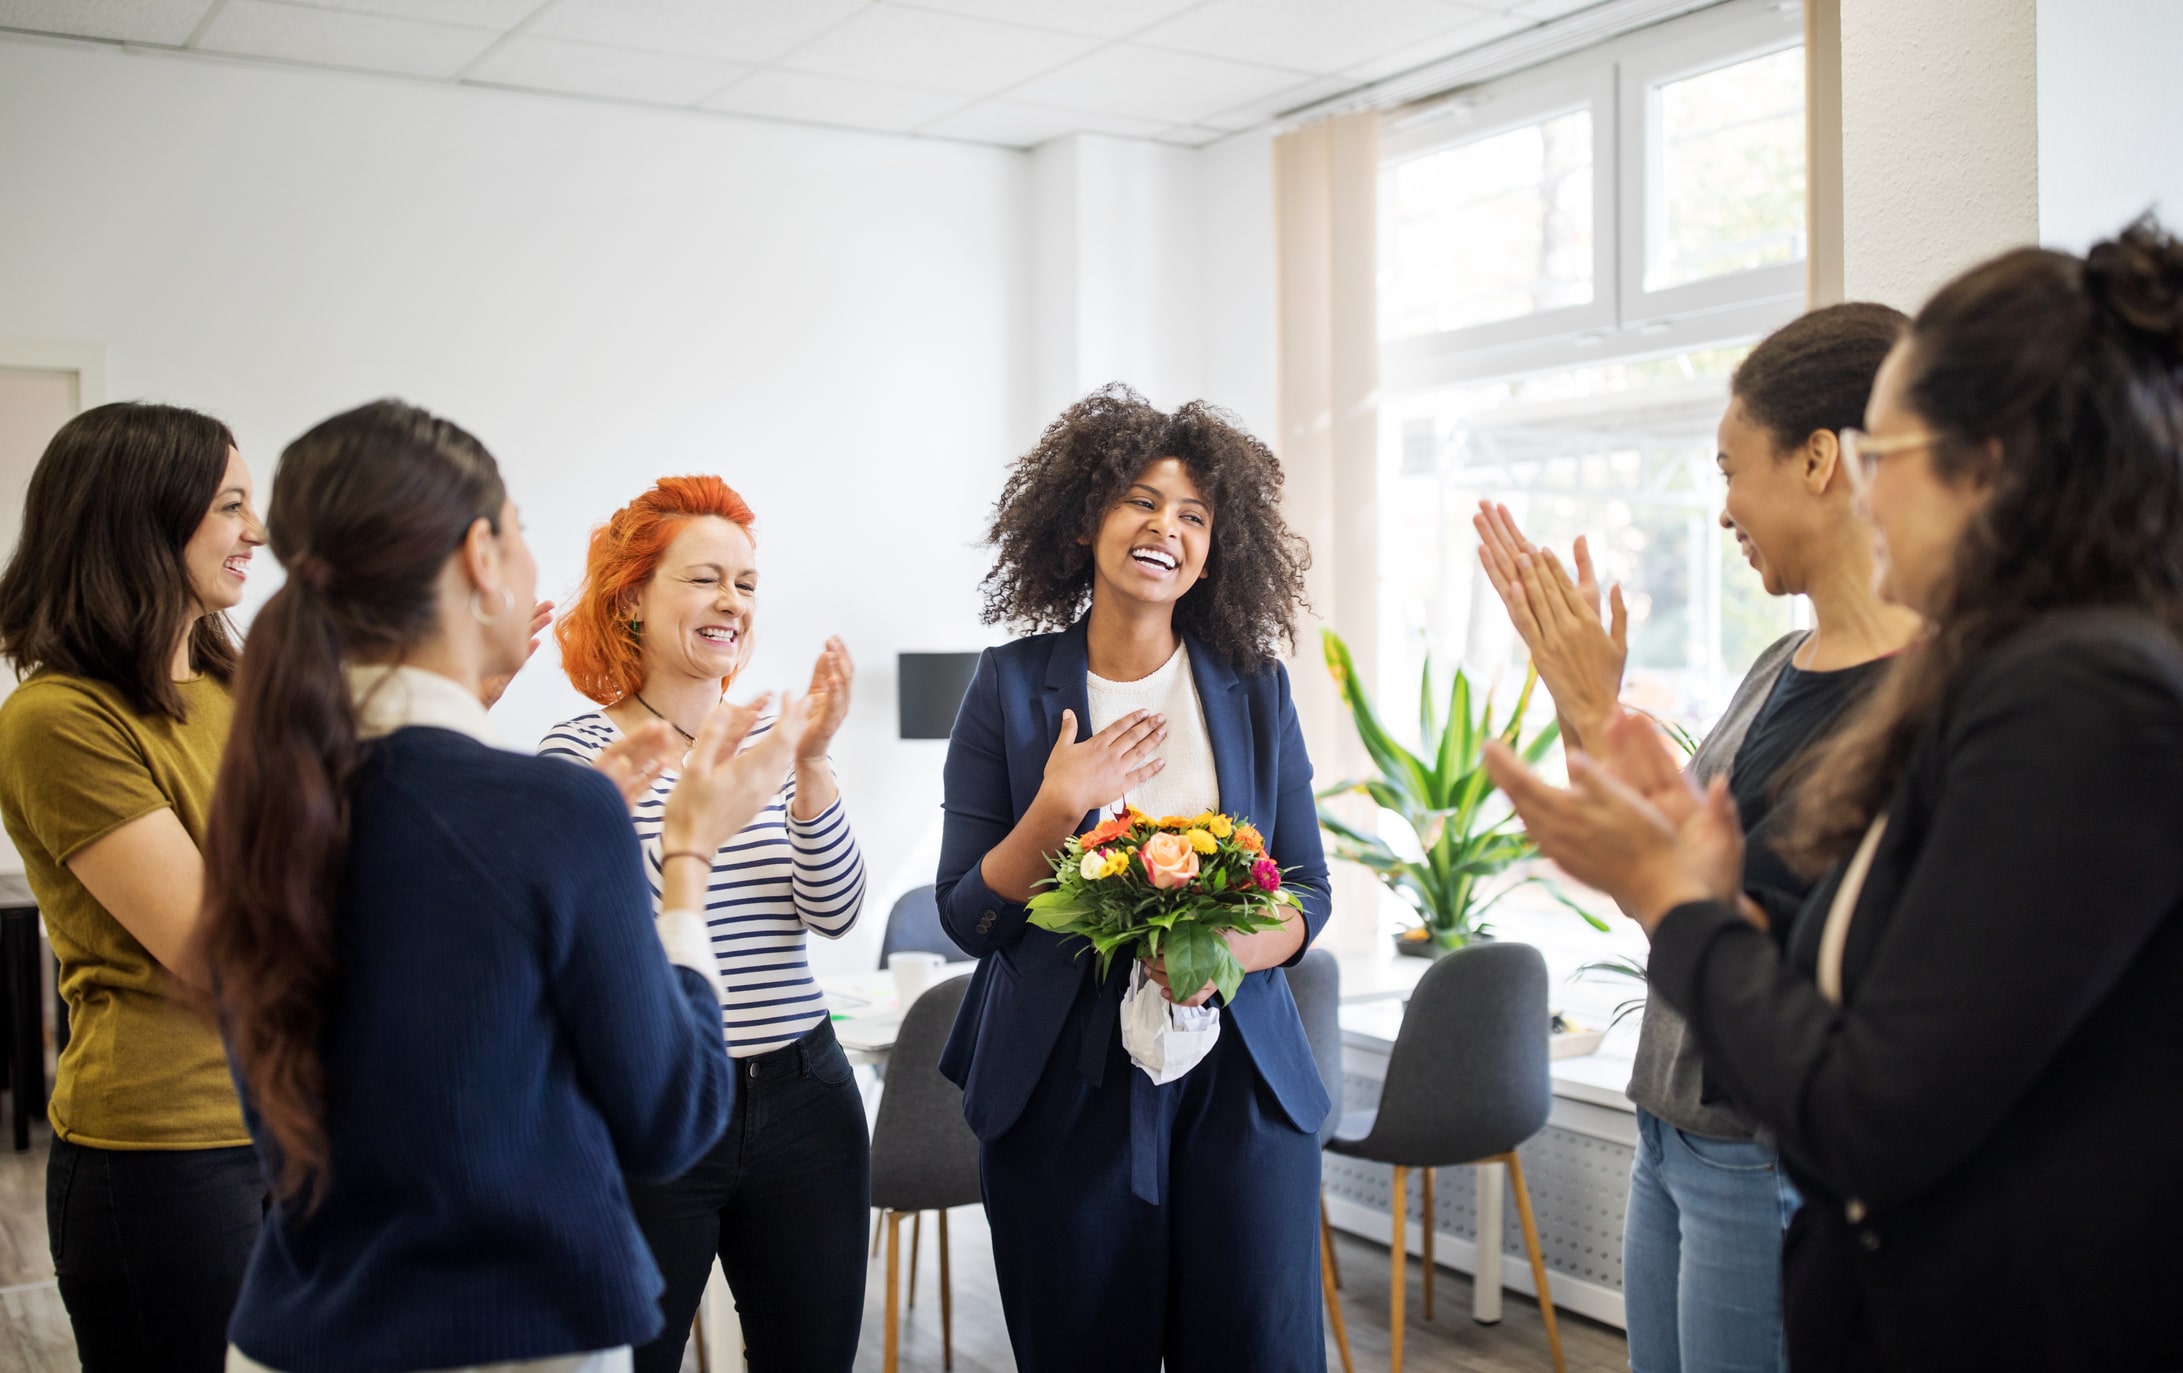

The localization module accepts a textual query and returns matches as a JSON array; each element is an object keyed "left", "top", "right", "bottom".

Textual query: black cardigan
[{"left": 1650, "top": 610, "right": 2183, "bottom": 1373}]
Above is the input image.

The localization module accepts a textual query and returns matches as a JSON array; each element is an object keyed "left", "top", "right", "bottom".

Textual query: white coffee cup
[{"left": 889, "top": 951, "right": 946, "bottom": 1008}]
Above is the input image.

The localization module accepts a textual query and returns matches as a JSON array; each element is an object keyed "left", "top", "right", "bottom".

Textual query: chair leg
[
  {"left": 908, "top": 1211, "right": 922, "bottom": 1307},
  {"left": 884, "top": 1211, "right": 903, "bottom": 1373},
  {"left": 1422, "top": 1166, "right": 1435, "bottom": 1321},
  {"left": 1389, "top": 1166, "right": 1408, "bottom": 1373},
  {"left": 871, "top": 1208, "right": 883, "bottom": 1258},
  {"left": 1320, "top": 1189, "right": 1341, "bottom": 1289},
  {"left": 1320, "top": 1207, "right": 1354, "bottom": 1373},
  {"left": 939, "top": 1209, "right": 955, "bottom": 1371},
  {"left": 1504, "top": 1152, "right": 1566, "bottom": 1373}
]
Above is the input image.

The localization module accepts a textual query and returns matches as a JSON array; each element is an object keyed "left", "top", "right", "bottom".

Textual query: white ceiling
[{"left": 0, "top": 0, "right": 1607, "bottom": 149}]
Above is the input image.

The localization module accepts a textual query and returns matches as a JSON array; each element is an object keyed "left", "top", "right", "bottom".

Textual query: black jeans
[
  {"left": 629, "top": 1019, "right": 870, "bottom": 1373},
  {"left": 47, "top": 1136, "right": 265, "bottom": 1373}
]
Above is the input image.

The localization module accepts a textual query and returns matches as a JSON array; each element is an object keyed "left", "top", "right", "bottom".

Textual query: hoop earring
[{"left": 470, "top": 587, "right": 515, "bottom": 625}]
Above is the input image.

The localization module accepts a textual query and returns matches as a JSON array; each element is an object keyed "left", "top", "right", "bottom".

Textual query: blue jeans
[{"left": 1623, "top": 1109, "right": 1799, "bottom": 1373}]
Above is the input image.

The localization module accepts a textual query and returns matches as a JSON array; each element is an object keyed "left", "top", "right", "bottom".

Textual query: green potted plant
[{"left": 1316, "top": 628, "right": 1607, "bottom": 956}]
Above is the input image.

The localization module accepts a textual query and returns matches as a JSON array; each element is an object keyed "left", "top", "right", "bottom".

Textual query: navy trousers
[{"left": 981, "top": 995, "right": 1325, "bottom": 1373}]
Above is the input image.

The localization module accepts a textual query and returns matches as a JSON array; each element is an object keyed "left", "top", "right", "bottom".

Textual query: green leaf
[
  {"left": 1321, "top": 629, "right": 1435, "bottom": 809},
  {"left": 1419, "top": 657, "right": 1439, "bottom": 769},
  {"left": 1161, "top": 922, "right": 1224, "bottom": 1009},
  {"left": 1521, "top": 716, "right": 1562, "bottom": 766},
  {"left": 1436, "top": 668, "right": 1473, "bottom": 799}
]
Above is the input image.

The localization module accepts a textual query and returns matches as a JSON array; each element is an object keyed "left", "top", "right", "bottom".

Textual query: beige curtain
[{"left": 1273, "top": 109, "right": 1381, "bottom": 952}]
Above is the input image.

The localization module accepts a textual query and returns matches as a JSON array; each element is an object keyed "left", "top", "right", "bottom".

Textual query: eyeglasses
[{"left": 1838, "top": 428, "right": 1938, "bottom": 490}]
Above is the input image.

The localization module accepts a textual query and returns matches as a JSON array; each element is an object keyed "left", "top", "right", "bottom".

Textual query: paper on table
[{"left": 835, "top": 1015, "right": 904, "bottom": 1053}]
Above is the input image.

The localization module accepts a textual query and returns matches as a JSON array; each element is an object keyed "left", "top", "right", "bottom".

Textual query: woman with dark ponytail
[
  {"left": 1487, "top": 218, "right": 2183, "bottom": 1371},
  {"left": 200, "top": 400, "right": 804, "bottom": 1373},
  {"left": 0, "top": 402, "right": 265, "bottom": 1372}
]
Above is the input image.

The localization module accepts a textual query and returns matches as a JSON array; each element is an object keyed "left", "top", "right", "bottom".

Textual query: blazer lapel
[
  {"left": 1185, "top": 634, "right": 1250, "bottom": 821},
  {"left": 1040, "top": 617, "right": 1097, "bottom": 831}
]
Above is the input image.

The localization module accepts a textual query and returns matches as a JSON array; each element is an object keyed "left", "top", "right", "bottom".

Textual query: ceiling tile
[
  {"left": 703, "top": 68, "right": 965, "bottom": 134},
  {"left": 891, "top": 0, "right": 1203, "bottom": 41},
  {"left": 1153, "top": 124, "right": 1226, "bottom": 147},
  {"left": 1508, "top": 0, "right": 1608, "bottom": 16},
  {"left": 466, "top": 32, "right": 747, "bottom": 103},
  {"left": 1009, "top": 43, "right": 1306, "bottom": 127},
  {"left": 192, "top": 0, "right": 497, "bottom": 76},
  {"left": 1197, "top": 71, "right": 1355, "bottom": 131},
  {"left": 919, "top": 98, "right": 1170, "bottom": 149},
  {"left": 1339, "top": 9, "right": 1530, "bottom": 83},
  {"left": 0, "top": 0, "right": 215, "bottom": 44},
  {"left": 778, "top": 6, "right": 1100, "bottom": 96},
  {"left": 1133, "top": 0, "right": 1499, "bottom": 77},
  {"left": 301, "top": 0, "right": 541, "bottom": 27},
  {"left": 528, "top": 0, "right": 864, "bottom": 65}
]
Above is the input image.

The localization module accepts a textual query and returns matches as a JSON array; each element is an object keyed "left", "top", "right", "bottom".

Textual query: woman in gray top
[{"left": 1473, "top": 304, "right": 1922, "bottom": 1373}]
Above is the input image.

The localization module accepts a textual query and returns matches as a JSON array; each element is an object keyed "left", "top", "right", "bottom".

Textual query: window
[
  {"left": 1382, "top": 107, "right": 1596, "bottom": 338},
  {"left": 1367, "top": 0, "right": 1809, "bottom": 964},
  {"left": 1377, "top": 0, "right": 1808, "bottom": 732}
]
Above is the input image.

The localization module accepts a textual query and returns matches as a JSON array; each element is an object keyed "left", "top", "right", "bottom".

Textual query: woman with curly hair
[{"left": 935, "top": 385, "right": 1331, "bottom": 1372}]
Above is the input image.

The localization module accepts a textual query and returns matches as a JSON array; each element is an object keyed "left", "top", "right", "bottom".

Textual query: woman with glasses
[
  {"left": 1486, "top": 218, "right": 2183, "bottom": 1371},
  {"left": 1473, "top": 303, "right": 1921, "bottom": 1373}
]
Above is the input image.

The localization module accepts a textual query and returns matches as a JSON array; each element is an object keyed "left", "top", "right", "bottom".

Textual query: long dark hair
[
  {"left": 979, "top": 384, "right": 1312, "bottom": 666},
  {"left": 1783, "top": 216, "right": 2183, "bottom": 870},
  {"left": 0, "top": 402, "right": 240, "bottom": 718},
  {"left": 200, "top": 399, "right": 506, "bottom": 1203}
]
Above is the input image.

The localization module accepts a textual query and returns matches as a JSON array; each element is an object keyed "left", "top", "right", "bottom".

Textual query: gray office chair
[
  {"left": 877, "top": 884, "right": 954, "bottom": 966},
  {"left": 1285, "top": 948, "right": 1354, "bottom": 1373},
  {"left": 1324, "top": 941, "right": 1563, "bottom": 1373},
  {"left": 868, "top": 972, "right": 981, "bottom": 1373}
]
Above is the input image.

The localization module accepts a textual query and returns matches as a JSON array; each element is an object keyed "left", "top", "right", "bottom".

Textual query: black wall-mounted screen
[{"left": 898, "top": 652, "right": 982, "bottom": 740}]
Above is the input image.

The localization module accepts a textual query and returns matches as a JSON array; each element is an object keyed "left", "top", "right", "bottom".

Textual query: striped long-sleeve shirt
[{"left": 540, "top": 711, "right": 865, "bottom": 1057}]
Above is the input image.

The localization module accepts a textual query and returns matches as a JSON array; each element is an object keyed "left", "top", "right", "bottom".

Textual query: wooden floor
[
  {"left": 816, "top": 1205, "right": 1628, "bottom": 1373},
  {"left": 0, "top": 1121, "right": 1628, "bottom": 1373}
]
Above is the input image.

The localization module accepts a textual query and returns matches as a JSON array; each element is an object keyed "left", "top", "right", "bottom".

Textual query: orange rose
[
  {"left": 1235, "top": 824, "right": 1264, "bottom": 854},
  {"left": 1141, "top": 831, "right": 1202, "bottom": 890}
]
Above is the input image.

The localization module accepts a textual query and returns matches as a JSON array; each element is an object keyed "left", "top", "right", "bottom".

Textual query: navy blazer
[{"left": 934, "top": 619, "right": 1333, "bottom": 1145}]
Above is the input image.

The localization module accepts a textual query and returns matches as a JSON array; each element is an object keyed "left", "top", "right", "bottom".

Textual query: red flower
[{"left": 1252, "top": 859, "right": 1282, "bottom": 892}]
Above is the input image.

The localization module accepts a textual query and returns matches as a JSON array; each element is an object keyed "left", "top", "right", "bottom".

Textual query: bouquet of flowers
[{"left": 1026, "top": 806, "right": 1299, "bottom": 1005}]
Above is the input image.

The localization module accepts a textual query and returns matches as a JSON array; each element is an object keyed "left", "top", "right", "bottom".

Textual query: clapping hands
[{"left": 1474, "top": 502, "right": 1628, "bottom": 752}]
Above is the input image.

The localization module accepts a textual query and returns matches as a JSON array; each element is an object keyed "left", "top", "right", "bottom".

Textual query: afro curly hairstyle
[{"left": 980, "top": 384, "right": 1311, "bottom": 668}]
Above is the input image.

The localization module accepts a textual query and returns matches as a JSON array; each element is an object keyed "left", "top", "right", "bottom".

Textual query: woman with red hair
[{"left": 543, "top": 476, "right": 867, "bottom": 1373}]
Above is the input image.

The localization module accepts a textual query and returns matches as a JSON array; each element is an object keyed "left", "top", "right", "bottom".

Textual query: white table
[{"left": 821, "top": 962, "right": 981, "bottom": 1064}]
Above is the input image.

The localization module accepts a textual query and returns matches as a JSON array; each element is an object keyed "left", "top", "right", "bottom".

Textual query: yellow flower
[
  {"left": 1204, "top": 815, "right": 1234, "bottom": 839},
  {"left": 1158, "top": 815, "right": 1192, "bottom": 830},
  {"left": 1184, "top": 828, "right": 1217, "bottom": 855},
  {"left": 1104, "top": 850, "right": 1132, "bottom": 879}
]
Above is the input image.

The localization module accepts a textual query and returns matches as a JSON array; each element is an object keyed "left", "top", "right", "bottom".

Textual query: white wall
[
  {"left": 2036, "top": 0, "right": 2183, "bottom": 251},
  {"left": 0, "top": 35, "right": 1030, "bottom": 975},
  {"left": 1840, "top": 0, "right": 2039, "bottom": 309},
  {"left": 1029, "top": 129, "right": 1279, "bottom": 435}
]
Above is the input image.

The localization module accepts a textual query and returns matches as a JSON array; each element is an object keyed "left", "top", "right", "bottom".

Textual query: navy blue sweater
[{"left": 227, "top": 727, "right": 735, "bottom": 1373}]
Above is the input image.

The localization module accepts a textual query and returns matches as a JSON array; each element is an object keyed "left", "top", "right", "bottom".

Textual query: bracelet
[{"left": 661, "top": 850, "right": 713, "bottom": 868}]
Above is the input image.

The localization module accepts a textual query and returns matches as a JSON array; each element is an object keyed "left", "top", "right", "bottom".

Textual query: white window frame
[
  {"left": 1380, "top": 0, "right": 1806, "bottom": 394},
  {"left": 1379, "top": 63, "right": 1618, "bottom": 358},
  {"left": 1618, "top": 3, "right": 1807, "bottom": 325}
]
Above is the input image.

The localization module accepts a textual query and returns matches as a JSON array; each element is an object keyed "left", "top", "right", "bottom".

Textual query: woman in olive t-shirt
[{"left": 0, "top": 403, "right": 267, "bottom": 1373}]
